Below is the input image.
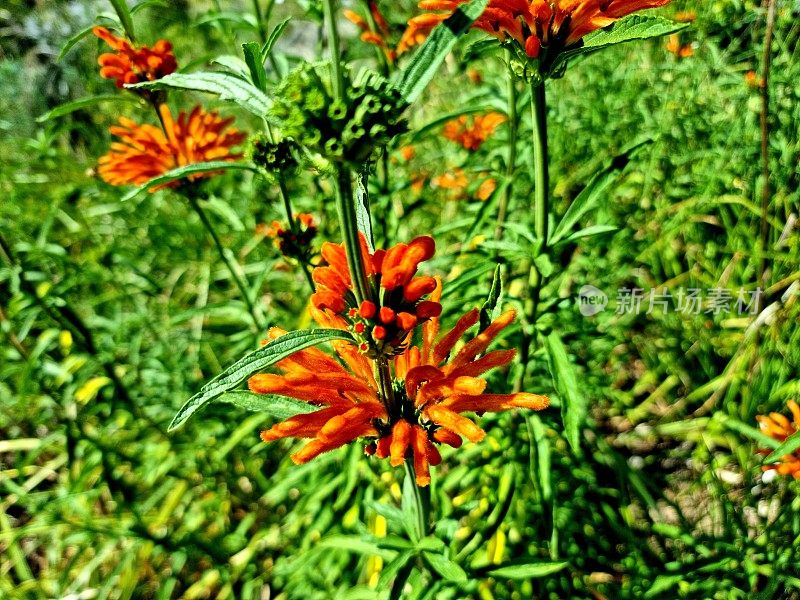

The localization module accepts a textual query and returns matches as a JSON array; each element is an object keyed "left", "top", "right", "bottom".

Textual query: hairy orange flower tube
[
  {"left": 399, "top": 0, "right": 671, "bottom": 59},
  {"left": 443, "top": 112, "right": 506, "bottom": 151},
  {"left": 250, "top": 281, "right": 548, "bottom": 485},
  {"left": 98, "top": 105, "right": 246, "bottom": 188},
  {"left": 311, "top": 236, "right": 442, "bottom": 356},
  {"left": 93, "top": 26, "right": 177, "bottom": 88},
  {"left": 757, "top": 401, "right": 800, "bottom": 479}
]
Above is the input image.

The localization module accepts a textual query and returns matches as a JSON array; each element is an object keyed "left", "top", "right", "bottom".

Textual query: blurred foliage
[{"left": 1, "top": 0, "right": 799, "bottom": 599}]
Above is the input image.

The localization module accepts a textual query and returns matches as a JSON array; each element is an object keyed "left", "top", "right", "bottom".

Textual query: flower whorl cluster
[
  {"left": 258, "top": 214, "right": 317, "bottom": 261},
  {"left": 312, "top": 236, "right": 442, "bottom": 357},
  {"left": 270, "top": 65, "right": 409, "bottom": 165},
  {"left": 250, "top": 278, "right": 549, "bottom": 486},
  {"left": 249, "top": 135, "right": 299, "bottom": 173}
]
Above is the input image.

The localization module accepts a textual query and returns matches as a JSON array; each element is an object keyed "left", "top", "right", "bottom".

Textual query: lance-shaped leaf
[
  {"left": 394, "top": 0, "right": 490, "bottom": 103},
  {"left": 763, "top": 430, "right": 800, "bottom": 464},
  {"left": 127, "top": 72, "right": 272, "bottom": 117},
  {"left": 169, "top": 328, "right": 356, "bottom": 431},
  {"left": 242, "top": 42, "right": 268, "bottom": 91},
  {"left": 549, "top": 139, "right": 650, "bottom": 245},
  {"left": 545, "top": 331, "right": 586, "bottom": 454},
  {"left": 547, "top": 15, "right": 688, "bottom": 75},
  {"left": 355, "top": 166, "right": 375, "bottom": 252},
  {"left": 481, "top": 560, "right": 569, "bottom": 579},
  {"left": 217, "top": 391, "right": 317, "bottom": 420},
  {"left": 38, "top": 95, "right": 138, "bottom": 122},
  {"left": 121, "top": 161, "right": 259, "bottom": 201}
]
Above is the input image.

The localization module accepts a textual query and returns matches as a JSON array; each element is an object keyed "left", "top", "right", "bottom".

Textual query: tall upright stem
[
  {"left": 757, "top": 0, "right": 777, "bottom": 303},
  {"left": 494, "top": 54, "right": 519, "bottom": 242},
  {"left": 323, "top": 0, "right": 346, "bottom": 101},
  {"left": 188, "top": 196, "right": 265, "bottom": 331},
  {"left": 515, "top": 80, "right": 550, "bottom": 391},
  {"left": 333, "top": 167, "right": 371, "bottom": 305},
  {"left": 531, "top": 82, "right": 550, "bottom": 247}
]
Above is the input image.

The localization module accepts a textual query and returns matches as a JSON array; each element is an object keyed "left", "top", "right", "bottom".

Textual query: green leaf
[
  {"left": 355, "top": 167, "right": 375, "bottom": 253},
  {"left": 242, "top": 42, "right": 268, "bottom": 92},
  {"left": 422, "top": 552, "right": 468, "bottom": 582},
  {"left": 378, "top": 550, "right": 415, "bottom": 590},
  {"left": 715, "top": 413, "right": 779, "bottom": 450},
  {"left": 549, "top": 140, "right": 650, "bottom": 245},
  {"left": 394, "top": 0, "right": 490, "bottom": 103},
  {"left": 262, "top": 17, "right": 291, "bottom": 61},
  {"left": 401, "top": 465, "right": 425, "bottom": 543},
  {"left": 545, "top": 331, "right": 586, "bottom": 454},
  {"left": 548, "top": 16, "right": 688, "bottom": 75},
  {"left": 168, "top": 328, "right": 356, "bottom": 431},
  {"left": 57, "top": 24, "right": 97, "bottom": 61},
  {"left": 763, "top": 430, "right": 800, "bottom": 464},
  {"left": 479, "top": 264, "right": 503, "bottom": 332},
  {"left": 107, "top": 0, "right": 136, "bottom": 41},
  {"left": 120, "top": 162, "right": 258, "bottom": 201},
  {"left": 37, "top": 95, "right": 137, "bottom": 122},
  {"left": 485, "top": 560, "right": 569, "bottom": 579},
  {"left": 561, "top": 224, "right": 618, "bottom": 244},
  {"left": 126, "top": 72, "right": 271, "bottom": 117},
  {"left": 217, "top": 391, "right": 316, "bottom": 419},
  {"left": 317, "top": 535, "right": 397, "bottom": 560}
]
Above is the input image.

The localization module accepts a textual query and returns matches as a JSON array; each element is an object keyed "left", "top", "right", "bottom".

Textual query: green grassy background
[{"left": 1, "top": 0, "right": 799, "bottom": 598}]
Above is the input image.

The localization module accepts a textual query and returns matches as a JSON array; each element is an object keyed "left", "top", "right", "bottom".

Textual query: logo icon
[{"left": 578, "top": 285, "right": 608, "bottom": 316}]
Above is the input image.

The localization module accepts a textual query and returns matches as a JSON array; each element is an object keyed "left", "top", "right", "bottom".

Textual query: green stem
[
  {"left": 333, "top": 167, "right": 371, "bottom": 304},
  {"left": 251, "top": 0, "right": 268, "bottom": 45},
  {"left": 404, "top": 459, "right": 430, "bottom": 538},
  {"left": 494, "top": 53, "right": 518, "bottom": 243},
  {"left": 187, "top": 195, "right": 265, "bottom": 331},
  {"left": 322, "top": 0, "right": 346, "bottom": 101},
  {"left": 515, "top": 80, "right": 549, "bottom": 392}
]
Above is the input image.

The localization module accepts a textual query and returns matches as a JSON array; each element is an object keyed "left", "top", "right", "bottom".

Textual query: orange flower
[
  {"left": 344, "top": 3, "right": 398, "bottom": 62},
  {"left": 311, "top": 236, "right": 442, "bottom": 355},
  {"left": 93, "top": 26, "right": 177, "bottom": 88},
  {"left": 432, "top": 169, "right": 468, "bottom": 193},
  {"left": 665, "top": 34, "right": 693, "bottom": 58},
  {"left": 432, "top": 169, "right": 496, "bottom": 201},
  {"left": 745, "top": 70, "right": 764, "bottom": 89},
  {"left": 442, "top": 112, "right": 506, "bottom": 151},
  {"left": 251, "top": 281, "right": 548, "bottom": 485},
  {"left": 399, "top": 145, "right": 417, "bottom": 161},
  {"left": 674, "top": 10, "right": 696, "bottom": 23},
  {"left": 399, "top": 0, "right": 672, "bottom": 58},
  {"left": 98, "top": 105, "right": 245, "bottom": 189},
  {"left": 476, "top": 177, "right": 497, "bottom": 200},
  {"left": 757, "top": 401, "right": 800, "bottom": 479}
]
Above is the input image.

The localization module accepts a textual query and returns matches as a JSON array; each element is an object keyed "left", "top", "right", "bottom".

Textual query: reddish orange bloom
[
  {"left": 98, "top": 105, "right": 245, "bottom": 189},
  {"left": 476, "top": 177, "right": 497, "bottom": 200},
  {"left": 665, "top": 34, "right": 693, "bottom": 58},
  {"left": 757, "top": 401, "right": 800, "bottom": 479},
  {"left": 251, "top": 281, "right": 549, "bottom": 485},
  {"left": 93, "top": 26, "right": 177, "bottom": 88},
  {"left": 399, "top": 0, "right": 672, "bottom": 58},
  {"left": 432, "top": 169, "right": 496, "bottom": 201},
  {"left": 344, "top": 3, "right": 398, "bottom": 62},
  {"left": 745, "top": 70, "right": 764, "bottom": 89},
  {"left": 432, "top": 169, "right": 468, "bottom": 193},
  {"left": 311, "top": 236, "right": 442, "bottom": 356},
  {"left": 443, "top": 113, "right": 506, "bottom": 151}
]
